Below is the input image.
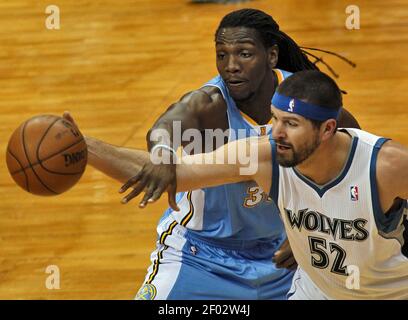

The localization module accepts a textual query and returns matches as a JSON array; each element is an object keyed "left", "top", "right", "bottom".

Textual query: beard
[{"left": 276, "top": 132, "right": 321, "bottom": 168}]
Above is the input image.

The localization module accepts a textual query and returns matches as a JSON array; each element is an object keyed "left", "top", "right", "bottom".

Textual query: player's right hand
[{"left": 119, "top": 158, "right": 180, "bottom": 212}]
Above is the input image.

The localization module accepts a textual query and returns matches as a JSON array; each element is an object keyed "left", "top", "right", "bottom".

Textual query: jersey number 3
[{"left": 244, "top": 186, "right": 271, "bottom": 208}]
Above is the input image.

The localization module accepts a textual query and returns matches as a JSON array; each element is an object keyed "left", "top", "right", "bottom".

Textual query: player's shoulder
[
  {"left": 344, "top": 128, "right": 407, "bottom": 176},
  {"left": 377, "top": 140, "right": 408, "bottom": 172},
  {"left": 198, "top": 86, "right": 225, "bottom": 105},
  {"left": 375, "top": 139, "right": 408, "bottom": 211},
  {"left": 181, "top": 86, "right": 226, "bottom": 112},
  {"left": 343, "top": 128, "right": 381, "bottom": 146},
  {"left": 374, "top": 140, "right": 408, "bottom": 197}
]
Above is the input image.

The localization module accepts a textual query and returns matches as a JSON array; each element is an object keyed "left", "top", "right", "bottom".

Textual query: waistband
[{"left": 185, "top": 229, "right": 286, "bottom": 251}]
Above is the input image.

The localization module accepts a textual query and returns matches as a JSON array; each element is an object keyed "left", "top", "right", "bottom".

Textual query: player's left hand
[
  {"left": 118, "top": 152, "right": 179, "bottom": 211},
  {"left": 272, "top": 239, "right": 297, "bottom": 270}
]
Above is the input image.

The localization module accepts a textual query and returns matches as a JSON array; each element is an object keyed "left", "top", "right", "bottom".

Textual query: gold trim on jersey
[
  {"left": 238, "top": 111, "right": 273, "bottom": 127},
  {"left": 147, "top": 190, "right": 195, "bottom": 284},
  {"left": 238, "top": 69, "right": 284, "bottom": 128},
  {"left": 274, "top": 68, "right": 284, "bottom": 85},
  {"left": 147, "top": 217, "right": 181, "bottom": 285},
  {"left": 181, "top": 191, "right": 194, "bottom": 226},
  {"left": 146, "top": 245, "right": 168, "bottom": 284},
  {"left": 159, "top": 220, "right": 178, "bottom": 244}
]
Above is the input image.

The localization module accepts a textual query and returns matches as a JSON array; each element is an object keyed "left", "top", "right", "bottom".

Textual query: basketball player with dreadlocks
[{"left": 65, "top": 9, "right": 360, "bottom": 299}]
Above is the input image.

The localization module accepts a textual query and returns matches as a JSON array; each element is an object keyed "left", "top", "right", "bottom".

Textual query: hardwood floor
[{"left": 0, "top": 0, "right": 406, "bottom": 299}]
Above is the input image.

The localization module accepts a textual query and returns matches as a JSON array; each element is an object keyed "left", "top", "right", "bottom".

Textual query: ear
[
  {"left": 320, "top": 119, "right": 337, "bottom": 142},
  {"left": 267, "top": 45, "right": 279, "bottom": 69}
]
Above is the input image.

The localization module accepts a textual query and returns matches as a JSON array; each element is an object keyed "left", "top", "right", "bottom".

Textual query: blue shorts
[{"left": 135, "top": 218, "right": 294, "bottom": 300}]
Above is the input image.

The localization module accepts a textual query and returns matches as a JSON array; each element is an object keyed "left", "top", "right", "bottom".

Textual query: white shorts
[{"left": 287, "top": 267, "right": 330, "bottom": 300}]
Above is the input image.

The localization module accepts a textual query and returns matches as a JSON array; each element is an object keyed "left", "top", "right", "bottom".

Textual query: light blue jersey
[
  {"left": 160, "top": 69, "right": 292, "bottom": 243},
  {"left": 137, "top": 69, "right": 295, "bottom": 300}
]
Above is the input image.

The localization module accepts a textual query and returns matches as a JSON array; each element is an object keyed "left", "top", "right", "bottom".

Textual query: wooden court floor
[{"left": 0, "top": 0, "right": 407, "bottom": 299}]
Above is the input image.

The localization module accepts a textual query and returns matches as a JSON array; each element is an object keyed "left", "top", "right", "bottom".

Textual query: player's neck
[
  {"left": 235, "top": 71, "right": 277, "bottom": 125},
  {"left": 295, "top": 132, "right": 352, "bottom": 185}
]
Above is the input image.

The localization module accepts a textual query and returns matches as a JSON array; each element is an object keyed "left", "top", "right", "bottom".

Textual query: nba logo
[
  {"left": 350, "top": 186, "right": 359, "bottom": 201},
  {"left": 288, "top": 99, "right": 295, "bottom": 112}
]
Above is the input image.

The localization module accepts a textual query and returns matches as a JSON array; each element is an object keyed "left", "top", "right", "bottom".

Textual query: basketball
[{"left": 6, "top": 115, "right": 88, "bottom": 196}]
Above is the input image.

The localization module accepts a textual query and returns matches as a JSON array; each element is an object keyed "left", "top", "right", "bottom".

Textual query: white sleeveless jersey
[{"left": 269, "top": 128, "right": 408, "bottom": 299}]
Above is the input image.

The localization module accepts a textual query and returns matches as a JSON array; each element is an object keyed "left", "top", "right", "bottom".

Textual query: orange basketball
[{"left": 6, "top": 115, "right": 88, "bottom": 196}]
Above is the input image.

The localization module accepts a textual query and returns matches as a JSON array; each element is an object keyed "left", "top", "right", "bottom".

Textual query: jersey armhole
[
  {"left": 268, "top": 137, "right": 280, "bottom": 204},
  {"left": 370, "top": 138, "right": 405, "bottom": 234}
]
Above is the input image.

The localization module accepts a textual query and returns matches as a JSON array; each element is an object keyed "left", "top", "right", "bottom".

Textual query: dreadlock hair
[
  {"left": 277, "top": 70, "right": 343, "bottom": 130},
  {"left": 215, "top": 8, "right": 355, "bottom": 78}
]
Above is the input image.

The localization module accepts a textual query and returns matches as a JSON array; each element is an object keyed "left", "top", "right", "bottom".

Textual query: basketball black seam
[
  {"left": 35, "top": 117, "right": 61, "bottom": 166},
  {"left": 7, "top": 148, "right": 30, "bottom": 192},
  {"left": 39, "top": 165, "right": 85, "bottom": 176},
  {"left": 39, "top": 156, "right": 86, "bottom": 176},
  {"left": 36, "top": 118, "right": 87, "bottom": 176},
  {"left": 22, "top": 120, "right": 58, "bottom": 195},
  {"left": 10, "top": 137, "right": 85, "bottom": 175}
]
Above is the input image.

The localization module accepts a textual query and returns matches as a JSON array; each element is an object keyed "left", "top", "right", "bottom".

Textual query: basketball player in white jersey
[{"left": 128, "top": 70, "right": 408, "bottom": 299}]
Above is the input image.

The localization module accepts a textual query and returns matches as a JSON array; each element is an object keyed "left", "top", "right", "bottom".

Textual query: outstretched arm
[
  {"left": 63, "top": 112, "right": 150, "bottom": 184},
  {"left": 86, "top": 136, "right": 150, "bottom": 184},
  {"left": 122, "top": 136, "right": 274, "bottom": 208},
  {"left": 177, "top": 136, "right": 273, "bottom": 192},
  {"left": 64, "top": 95, "right": 222, "bottom": 210}
]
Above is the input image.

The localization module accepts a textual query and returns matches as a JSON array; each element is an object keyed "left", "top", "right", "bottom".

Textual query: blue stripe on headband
[{"left": 272, "top": 92, "right": 341, "bottom": 121}]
